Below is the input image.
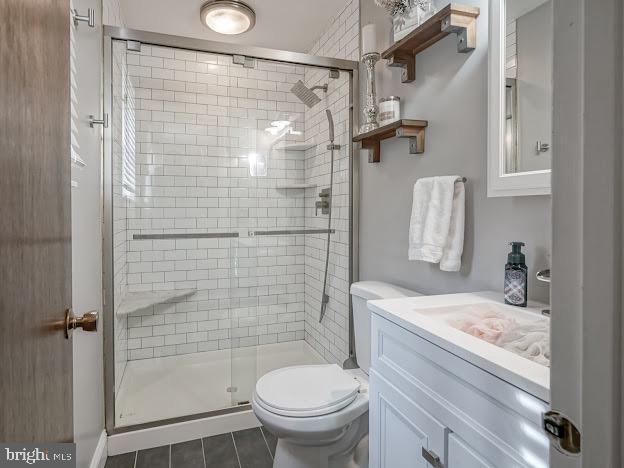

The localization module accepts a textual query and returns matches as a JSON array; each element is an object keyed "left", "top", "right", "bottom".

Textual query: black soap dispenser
[{"left": 504, "top": 242, "right": 528, "bottom": 307}]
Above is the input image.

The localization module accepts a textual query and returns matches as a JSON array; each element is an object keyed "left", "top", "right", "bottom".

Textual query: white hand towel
[
  {"left": 408, "top": 176, "right": 465, "bottom": 272},
  {"left": 440, "top": 179, "right": 465, "bottom": 271}
]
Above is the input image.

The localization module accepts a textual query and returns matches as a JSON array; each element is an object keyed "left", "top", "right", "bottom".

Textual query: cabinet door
[
  {"left": 448, "top": 433, "right": 494, "bottom": 468},
  {"left": 369, "top": 370, "right": 447, "bottom": 468}
]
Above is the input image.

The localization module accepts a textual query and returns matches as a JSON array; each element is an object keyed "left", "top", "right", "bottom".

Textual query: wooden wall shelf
[
  {"left": 382, "top": 3, "right": 480, "bottom": 83},
  {"left": 353, "top": 119, "right": 428, "bottom": 163}
]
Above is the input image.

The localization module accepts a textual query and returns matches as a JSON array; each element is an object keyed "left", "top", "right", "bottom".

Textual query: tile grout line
[
  {"left": 200, "top": 437, "right": 207, "bottom": 468},
  {"left": 230, "top": 432, "right": 242, "bottom": 468},
  {"left": 259, "top": 427, "right": 274, "bottom": 460}
]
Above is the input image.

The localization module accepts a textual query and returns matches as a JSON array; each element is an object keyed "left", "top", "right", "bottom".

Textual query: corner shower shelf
[
  {"left": 116, "top": 289, "right": 197, "bottom": 316},
  {"left": 382, "top": 3, "right": 480, "bottom": 83},
  {"left": 273, "top": 142, "right": 316, "bottom": 151},
  {"left": 275, "top": 183, "right": 317, "bottom": 189},
  {"left": 353, "top": 119, "right": 428, "bottom": 163}
]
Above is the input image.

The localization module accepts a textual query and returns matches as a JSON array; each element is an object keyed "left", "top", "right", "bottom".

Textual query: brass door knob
[{"left": 64, "top": 309, "right": 98, "bottom": 339}]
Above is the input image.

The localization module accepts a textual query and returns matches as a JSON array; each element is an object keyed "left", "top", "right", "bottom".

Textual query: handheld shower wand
[
  {"left": 319, "top": 109, "right": 336, "bottom": 323},
  {"left": 326, "top": 108, "right": 335, "bottom": 143}
]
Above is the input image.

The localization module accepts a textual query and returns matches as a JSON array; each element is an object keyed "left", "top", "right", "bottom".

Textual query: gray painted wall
[{"left": 358, "top": 0, "right": 551, "bottom": 302}]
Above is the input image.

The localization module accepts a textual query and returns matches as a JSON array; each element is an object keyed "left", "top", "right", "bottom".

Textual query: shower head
[
  {"left": 290, "top": 82, "right": 335, "bottom": 143},
  {"left": 290, "top": 80, "right": 324, "bottom": 108}
]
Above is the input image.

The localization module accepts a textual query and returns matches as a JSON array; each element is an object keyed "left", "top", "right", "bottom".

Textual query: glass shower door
[
  {"left": 228, "top": 232, "right": 259, "bottom": 405},
  {"left": 108, "top": 34, "right": 351, "bottom": 427},
  {"left": 228, "top": 57, "right": 310, "bottom": 405},
  {"left": 111, "top": 40, "right": 242, "bottom": 425}
]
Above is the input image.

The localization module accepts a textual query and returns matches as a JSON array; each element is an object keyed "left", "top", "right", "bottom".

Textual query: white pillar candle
[{"left": 361, "top": 23, "right": 378, "bottom": 56}]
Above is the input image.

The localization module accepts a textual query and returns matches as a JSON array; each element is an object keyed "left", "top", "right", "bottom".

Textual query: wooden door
[{"left": 0, "top": 0, "right": 73, "bottom": 442}]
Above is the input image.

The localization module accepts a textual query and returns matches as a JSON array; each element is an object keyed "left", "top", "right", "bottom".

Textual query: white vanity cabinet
[
  {"left": 369, "top": 372, "right": 448, "bottom": 468},
  {"left": 448, "top": 434, "right": 494, "bottom": 468},
  {"left": 369, "top": 313, "right": 549, "bottom": 468}
]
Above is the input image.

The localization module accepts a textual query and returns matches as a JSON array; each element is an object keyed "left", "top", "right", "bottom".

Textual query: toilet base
[{"left": 272, "top": 414, "right": 369, "bottom": 468}]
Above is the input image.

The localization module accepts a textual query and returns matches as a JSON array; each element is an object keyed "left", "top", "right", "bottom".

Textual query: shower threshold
[{"left": 115, "top": 340, "right": 325, "bottom": 427}]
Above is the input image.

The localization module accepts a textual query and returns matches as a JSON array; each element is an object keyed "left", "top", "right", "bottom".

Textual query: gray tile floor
[{"left": 105, "top": 427, "right": 277, "bottom": 468}]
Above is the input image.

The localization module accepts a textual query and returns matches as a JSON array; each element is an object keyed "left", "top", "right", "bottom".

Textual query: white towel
[{"left": 408, "top": 176, "right": 465, "bottom": 272}]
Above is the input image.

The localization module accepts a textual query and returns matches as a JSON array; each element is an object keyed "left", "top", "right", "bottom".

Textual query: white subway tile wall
[
  {"left": 304, "top": 0, "right": 359, "bottom": 365},
  {"left": 110, "top": 0, "right": 359, "bottom": 367},
  {"left": 112, "top": 42, "right": 131, "bottom": 391},
  {"left": 306, "top": 0, "right": 360, "bottom": 61},
  {"left": 114, "top": 41, "right": 320, "bottom": 360}
]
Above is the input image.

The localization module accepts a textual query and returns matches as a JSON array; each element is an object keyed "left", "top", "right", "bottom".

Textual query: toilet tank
[{"left": 350, "top": 281, "right": 422, "bottom": 375}]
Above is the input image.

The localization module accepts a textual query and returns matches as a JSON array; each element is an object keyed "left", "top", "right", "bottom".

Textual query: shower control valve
[
  {"left": 315, "top": 188, "right": 331, "bottom": 215},
  {"left": 315, "top": 200, "right": 330, "bottom": 216}
]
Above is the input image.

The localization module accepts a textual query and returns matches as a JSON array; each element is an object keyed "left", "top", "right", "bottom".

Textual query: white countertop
[{"left": 367, "top": 291, "right": 550, "bottom": 402}]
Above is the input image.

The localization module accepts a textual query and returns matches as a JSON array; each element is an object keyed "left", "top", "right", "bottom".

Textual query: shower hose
[{"left": 319, "top": 140, "right": 335, "bottom": 323}]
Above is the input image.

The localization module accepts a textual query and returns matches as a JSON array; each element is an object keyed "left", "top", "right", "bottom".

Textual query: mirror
[{"left": 488, "top": 0, "right": 553, "bottom": 197}]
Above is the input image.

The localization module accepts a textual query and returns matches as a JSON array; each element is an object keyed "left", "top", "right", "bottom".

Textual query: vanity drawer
[
  {"left": 369, "top": 369, "right": 448, "bottom": 468},
  {"left": 370, "top": 313, "right": 549, "bottom": 467},
  {"left": 448, "top": 433, "right": 495, "bottom": 468}
]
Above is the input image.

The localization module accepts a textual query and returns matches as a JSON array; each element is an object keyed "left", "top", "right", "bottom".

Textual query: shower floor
[{"left": 115, "top": 340, "right": 325, "bottom": 427}]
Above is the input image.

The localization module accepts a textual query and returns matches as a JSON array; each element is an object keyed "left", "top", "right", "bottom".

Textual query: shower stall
[{"left": 102, "top": 28, "right": 359, "bottom": 433}]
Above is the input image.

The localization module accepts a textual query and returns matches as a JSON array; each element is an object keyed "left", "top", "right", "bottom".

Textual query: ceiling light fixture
[{"left": 200, "top": 0, "right": 256, "bottom": 35}]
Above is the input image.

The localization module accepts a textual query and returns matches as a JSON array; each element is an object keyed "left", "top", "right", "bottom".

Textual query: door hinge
[
  {"left": 127, "top": 40, "right": 142, "bottom": 53},
  {"left": 232, "top": 55, "right": 255, "bottom": 69},
  {"left": 543, "top": 410, "right": 581, "bottom": 456}
]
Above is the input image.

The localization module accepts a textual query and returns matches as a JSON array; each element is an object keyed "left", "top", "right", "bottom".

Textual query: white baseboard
[
  {"left": 89, "top": 430, "right": 108, "bottom": 468},
  {"left": 107, "top": 409, "right": 260, "bottom": 456}
]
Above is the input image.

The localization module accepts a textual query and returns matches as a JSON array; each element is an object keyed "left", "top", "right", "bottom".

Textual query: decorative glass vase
[
  {"left": 391, "top": 0, "right": 440, "bottom": 43},
  {"left": 391, "top": 0, "right": 418, "bottom": 43},
  {"left": 415, "top": 0, "right": 438, "bottom": 25}
]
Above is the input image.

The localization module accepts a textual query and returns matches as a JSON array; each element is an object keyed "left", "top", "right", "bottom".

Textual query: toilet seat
[{"left": 255, "top": 364, "right": 361, "bottom": 418}]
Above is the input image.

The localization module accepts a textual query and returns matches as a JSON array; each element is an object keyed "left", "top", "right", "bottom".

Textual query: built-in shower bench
[{"left": 116, "top": 289, "right": 197, "bottom": 316}]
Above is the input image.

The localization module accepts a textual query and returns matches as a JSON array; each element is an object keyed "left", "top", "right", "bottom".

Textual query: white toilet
[{"left": 252, "top": 281, "right": 421, "bottom": 468}]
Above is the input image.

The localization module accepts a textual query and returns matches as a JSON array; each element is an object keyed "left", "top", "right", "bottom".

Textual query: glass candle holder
[{"left": 416, "top": 0, "right": 437, "bottom": 25}]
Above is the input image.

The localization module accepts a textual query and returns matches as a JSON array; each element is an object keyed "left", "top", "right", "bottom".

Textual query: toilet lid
[{"left": 254, "top": 364, "right": 360, "bottom": 417}]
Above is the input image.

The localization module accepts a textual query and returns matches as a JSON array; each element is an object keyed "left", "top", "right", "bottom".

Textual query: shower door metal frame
[{"left": 102, "top": 26, "right": 360, "bottom": 435}]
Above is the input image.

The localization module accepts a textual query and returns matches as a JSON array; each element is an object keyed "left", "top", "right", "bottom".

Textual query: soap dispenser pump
[{"left": 504, "top": 242, "right": 528, "bottom": 307}]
